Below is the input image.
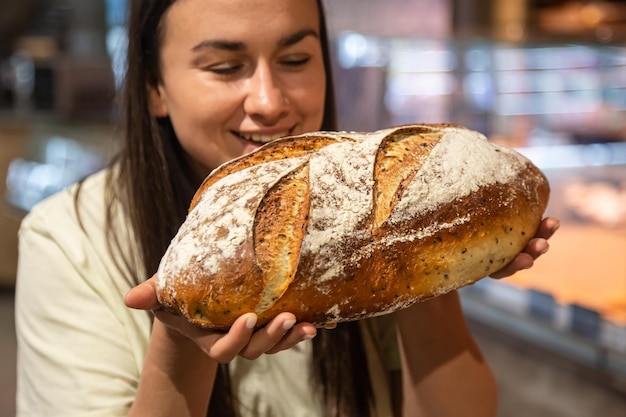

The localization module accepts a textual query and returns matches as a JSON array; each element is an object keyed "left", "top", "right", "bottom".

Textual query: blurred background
[{"left": 1, "top": 0, "right": 625, "bottom": 416}]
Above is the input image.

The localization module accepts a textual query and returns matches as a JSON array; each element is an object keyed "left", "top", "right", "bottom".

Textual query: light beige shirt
[{"left": 15, "top": 169, "right": 399, "bottom": 417}]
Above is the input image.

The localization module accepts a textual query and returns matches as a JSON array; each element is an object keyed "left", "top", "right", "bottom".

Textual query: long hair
[{"left": 110, "top": 1, "right": 373, "bottom": 416}]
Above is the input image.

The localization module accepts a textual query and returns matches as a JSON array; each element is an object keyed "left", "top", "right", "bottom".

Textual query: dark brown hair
[{"left": 110, "top": 1, "right": 373, "bottom": 416}]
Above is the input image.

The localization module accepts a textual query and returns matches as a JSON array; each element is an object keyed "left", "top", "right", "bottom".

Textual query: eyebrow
[
  {"left": 191, "top": 28, "right": 319, "bottom": 52},
  {"left": 278, "top": 28, "right": 319, "bottom": 47}
]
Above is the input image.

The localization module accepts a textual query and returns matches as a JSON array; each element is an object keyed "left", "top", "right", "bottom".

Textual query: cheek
[
  {"left": 303, "top": 96, "right": 325, "bottom": 132},
  {"left": 295, "top": 72, "right": 327, "bottom": 131},
  {"left": 164, "top": 89, "right": 242, "bottom": 170},
  {"left": 165, "top": 82, "right": 239, "bottom": 137},
  {"left": 162, "top": 70, "right": 241, "bottom": 119}
]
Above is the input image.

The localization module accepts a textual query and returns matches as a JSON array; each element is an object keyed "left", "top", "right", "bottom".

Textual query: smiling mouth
[{"left": 233, "top": 130, "right": 291, "bottom": 144}]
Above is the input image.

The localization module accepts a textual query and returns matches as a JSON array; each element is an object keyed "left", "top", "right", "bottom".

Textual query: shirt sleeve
[{"left": 15, "top": 188, "right": 151, "bottom": 417}]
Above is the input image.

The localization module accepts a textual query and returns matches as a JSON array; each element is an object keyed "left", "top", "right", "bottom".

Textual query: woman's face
[{"left": 149, "top": 0, "right": 327, "bottom": 175}]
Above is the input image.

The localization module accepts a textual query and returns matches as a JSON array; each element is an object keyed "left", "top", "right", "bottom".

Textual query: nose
[{"left": 243, "top": 62, "right": 289, "bottom": 125}]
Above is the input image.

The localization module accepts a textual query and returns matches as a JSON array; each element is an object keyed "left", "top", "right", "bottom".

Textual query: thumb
[{"left": 124, "top": 275, "right": 161, "bottom": 310}]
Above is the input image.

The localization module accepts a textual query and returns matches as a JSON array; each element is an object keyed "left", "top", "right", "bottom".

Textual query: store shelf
[
  {"left": 460, "top": 282, "right": 626, "bottom": 393},
  {"left": 518, "top": 141, "right": 626, "bottom": 168},
  {"left": 332, "top": 34, "right": 626, "bottom": 395}
]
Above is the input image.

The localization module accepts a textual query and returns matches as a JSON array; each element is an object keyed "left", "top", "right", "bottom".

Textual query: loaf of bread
[{"left": 156, "top": 124, "right": 550, "bottom": 330}]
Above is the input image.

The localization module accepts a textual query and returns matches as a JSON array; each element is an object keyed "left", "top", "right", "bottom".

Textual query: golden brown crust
[
  {"left": 254, "top": 164, "right": 310, "bottom": 312},
  {"left": 156, "top": 124, "right": 550, "bottom": 330},
  {"left": 373, "top": 126, "right": 440, "bottom": 227},
  {"left": 257, "top": 164, "right": 548, "bottom": 326},
  {"left": 190, "top": 134, "right": 347, "bottom": 211}
]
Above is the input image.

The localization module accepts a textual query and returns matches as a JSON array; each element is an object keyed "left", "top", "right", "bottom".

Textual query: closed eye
[
  {"left": 207, "top": 62, "right": 244, "bottom": 76},
  {"left": 280, "top": 56, "right": 311, "bottom": 69}
]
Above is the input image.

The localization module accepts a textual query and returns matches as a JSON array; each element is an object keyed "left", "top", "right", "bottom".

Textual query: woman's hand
[
  {"left": 124, "top": 276, "right": 317, "bottom": 363},
  {"left": 490, "top": 217, "right": 560, "bottom": 279}
]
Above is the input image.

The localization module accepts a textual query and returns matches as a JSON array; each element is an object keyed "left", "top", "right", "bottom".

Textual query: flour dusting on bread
[
  {"left": 157, "top": 157, "right": 307, "bottom": 290},
  {"left": 390, "top": 127, "right": 527, "bottom": 224},
  {"left": 156, "top": 124, "right": 550, "bottom": 329},
  {"left": 301, "top": 130, "right": 389, "bottom": 279}
]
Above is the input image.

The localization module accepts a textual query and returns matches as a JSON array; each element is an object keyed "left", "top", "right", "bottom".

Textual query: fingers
[
  {"left": 491, "top": 237, "right": 547, "bottom": 278},
  {"left": 124, "top": 275, "right": 160, "bottom": 310},
  {"left": 536, "top": 217, "right": 560, "bottom": 240},
  {"left": 239, "top": 313, "right": 317, "bottom": 359},
  {"left": 192, "top": 313, "right": 316, "bottom": 362},
  {"left": 151, "top": 306, "right": 319, "bottom": 363},
  {"left": 198, "top": 313, "right": 258, "bottom": 362},
  {"left": 490, "top": 252, "right": 533, "bottom": 279},
  {"left": 132, "top": 274, "right": 320, "bottom": 361},
  {"left": 160, "top": 312, "right": 256, "bottom": 363},
  {"left": 152, "top": 310, "right": 255, "bottom": 363},
  {"left": 237, "top": 313, "right": 296, "bottom": 359},
  {"left": 490, "top": 217, "right": 560, "bottom": 279},
  {"left": 525, "top": 237, "right": 550, "bottom": 259},
  {"left": 264, "top": 323, "right": 317, "bottom": 355}
]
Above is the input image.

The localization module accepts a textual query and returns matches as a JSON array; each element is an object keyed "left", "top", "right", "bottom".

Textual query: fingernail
[
  {"left": 283, "top": 319, "right": 296, "bottom": 331},
  {"left": 302, "top": 333, "right": 315, "bottom": 341},
  {"left": 245, "top": 314, "right": 257, "bottom": 329}
]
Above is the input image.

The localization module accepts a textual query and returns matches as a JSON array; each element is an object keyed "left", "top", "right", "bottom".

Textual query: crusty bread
[{"left": 156, "top": 124, "right": 550, "bottom": 330}]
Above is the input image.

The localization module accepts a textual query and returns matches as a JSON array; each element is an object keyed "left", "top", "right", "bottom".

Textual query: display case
[
  {"left": 460, "top": 152, "right": 626, "bottom": 391},
  {"left": 332, "top": 34, "right": 626, "bottom": 389}
]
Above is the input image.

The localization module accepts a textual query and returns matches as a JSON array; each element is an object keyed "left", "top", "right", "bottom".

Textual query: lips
[{"left": 233, "top": 130, "right": 292, "bottom": 144}]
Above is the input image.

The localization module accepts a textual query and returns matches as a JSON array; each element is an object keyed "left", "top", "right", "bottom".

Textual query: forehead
[{"left": 162, "top": 0, "right": 320, "bottom": 48}]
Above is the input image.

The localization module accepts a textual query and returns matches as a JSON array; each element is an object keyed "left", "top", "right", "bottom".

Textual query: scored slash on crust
[
  {"left": 157, "top": 123, "right": 550, "bottom": 329},
  {"left": 254, "top": 164, "right": 311, "bottom": 313},
  {"left": 252, "top": 125, "right": 448, "bottom": 316},
  {"left": 372, "top": 126, "right": 442, "bottom": 229}
]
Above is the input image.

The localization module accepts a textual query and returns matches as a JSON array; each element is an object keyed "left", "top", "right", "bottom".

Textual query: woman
[{"left": 15, "top": 0, "right": 559, "bottom": 416}]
